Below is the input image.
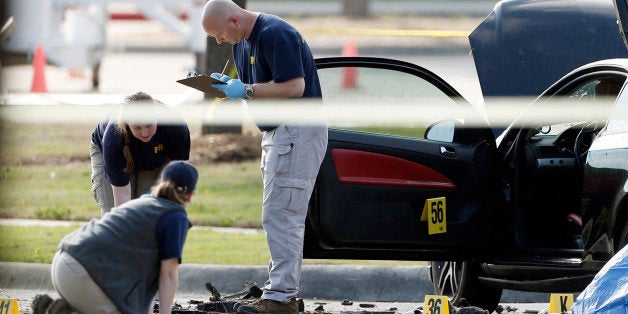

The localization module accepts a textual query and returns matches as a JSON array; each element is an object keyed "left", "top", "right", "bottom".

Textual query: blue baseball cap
[{"left": 160, "top": 161, "right": 198, "bottom": 193}]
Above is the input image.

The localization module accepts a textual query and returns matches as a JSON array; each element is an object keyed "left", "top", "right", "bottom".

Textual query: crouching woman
[{"left": 51, "top": 161, "right": 198, "bottom": 314}]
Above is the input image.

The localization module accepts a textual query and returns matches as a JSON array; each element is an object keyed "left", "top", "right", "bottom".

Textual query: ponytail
[
  {"left": 120, "top": 125, "right": 134, "bottom": 172},
  {"left": 151, "top": 180, "right": 190, "bottom": 204}
]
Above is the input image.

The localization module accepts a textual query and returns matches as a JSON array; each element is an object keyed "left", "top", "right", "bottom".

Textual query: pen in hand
[{"left": 220, "top": 60, "right": 230, "bottom": 78}]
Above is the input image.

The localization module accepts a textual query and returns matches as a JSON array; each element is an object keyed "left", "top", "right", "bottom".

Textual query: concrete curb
[{"left": 0, "top": 262, "right": 550, "bottom": 302}]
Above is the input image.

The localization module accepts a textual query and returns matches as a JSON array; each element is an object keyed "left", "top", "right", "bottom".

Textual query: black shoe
[
  {"left": 31, "top": 294, "right": 53, "bottom": 314},
  {"left": 46, "top": 298, "right": 75, "bottom": 314}
]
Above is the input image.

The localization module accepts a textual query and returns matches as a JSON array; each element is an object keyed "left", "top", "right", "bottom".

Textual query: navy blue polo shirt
[
  {"left": 233, "top": 13, "right": 321, "bottom": 131},
  {"left": 92, "top": 107, "right": 190, "bottom": 187},
  {"left": 157, "top": 210, "right": 191, "bottom": 263}
]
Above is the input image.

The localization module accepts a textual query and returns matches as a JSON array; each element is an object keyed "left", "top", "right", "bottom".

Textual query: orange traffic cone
[
  {"left": 342, "top": 41, "right": 358, "bottom": 88},
  {"left": 31, "top": 44, "right": 48, "bottom": 93}
]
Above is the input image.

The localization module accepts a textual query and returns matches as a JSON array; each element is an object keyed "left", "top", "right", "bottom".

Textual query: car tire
[{"left": 429, "top": 260, "right": 502, "bottom": 312}]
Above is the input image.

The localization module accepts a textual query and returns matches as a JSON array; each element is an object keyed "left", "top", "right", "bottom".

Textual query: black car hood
[
  {"left": 470, "top": 0, "right": 628, "bottom": 98},
  {"left": 615, "top": 0, "right": 628, "bottom": 48}
]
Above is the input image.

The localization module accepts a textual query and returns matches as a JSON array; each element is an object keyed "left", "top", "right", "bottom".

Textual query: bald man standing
[{"left": 201, "top": 1, "right": 328, "bottom": 314}]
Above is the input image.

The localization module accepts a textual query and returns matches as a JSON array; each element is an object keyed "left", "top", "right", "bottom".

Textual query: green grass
[
  {"left": 0, "top": 225, "right": 269, "bottom": 265},
  {"left": 0, "top": 226, "right": 69, "bottom": 264},
  {"left": 0, "top": 164, "right": 96, "bottom": 221},
  {"left": 0, "top": 122, "right": 94, "bottom": 165},
  {"left": 350, "top": 126, "right": 426, "bottom": 139},
  {"left": 0, "top": 225, "right": 422, "bottom": 266},
  {"left": 189, "top": 162, "right": 263, "bottom": 228},
  {"left": 0, "top": 162, "right": 264, "bottom": 226},
  {"left": 0, "top": 121, "right": 264, "bottom": 226}
]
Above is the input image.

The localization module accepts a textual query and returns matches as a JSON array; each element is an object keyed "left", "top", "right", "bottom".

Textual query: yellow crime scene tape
[{"left": 301, "top": 28, "right": 470, "bottom": 38}]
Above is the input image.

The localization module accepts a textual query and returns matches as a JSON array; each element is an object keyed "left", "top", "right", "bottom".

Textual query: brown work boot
[
  {"left": 233, "top": 298, "right": 257, "bottom": 311},
  {"left": 236, "top": 298, "right": 299, "bottom": 314}
]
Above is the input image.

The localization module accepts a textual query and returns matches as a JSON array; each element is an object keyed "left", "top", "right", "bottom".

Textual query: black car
[{"left": 302, "top": 0, "right": 628, "bottom": 311}]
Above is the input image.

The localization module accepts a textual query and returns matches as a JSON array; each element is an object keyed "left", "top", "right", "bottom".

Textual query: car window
[{"left": 317, "top": 66, "right": 464, "bottom": 140}]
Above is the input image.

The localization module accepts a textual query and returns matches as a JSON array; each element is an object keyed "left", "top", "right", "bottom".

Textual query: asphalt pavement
[
  {"left": 0, "top": 260, "right": 554, "bottom": 313},
  {"left": 0, "top": 260, "right": 553, "bottom": 312}
]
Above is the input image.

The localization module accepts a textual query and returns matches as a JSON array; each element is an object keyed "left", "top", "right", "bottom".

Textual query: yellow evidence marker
[
  {"left": 0, "top": 298, "right": 20, "bottom": 314},
  {"left": 421, "top": 197, "right": 447, "bottom": 235},
  {"left": 549, "top": 293, "right": 574, "bottom": 313},
  {"left": 423, "top": 295, "right": 450, "bottom": 314}
]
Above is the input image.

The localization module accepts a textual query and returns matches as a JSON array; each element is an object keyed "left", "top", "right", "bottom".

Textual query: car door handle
[{"left": 440, "top": 146, "right": 456, "bottom": 158}]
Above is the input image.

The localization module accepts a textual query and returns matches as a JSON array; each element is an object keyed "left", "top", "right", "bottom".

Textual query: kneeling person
[{"left": 51, "top": 161, "right": 198, "bottom": 314}]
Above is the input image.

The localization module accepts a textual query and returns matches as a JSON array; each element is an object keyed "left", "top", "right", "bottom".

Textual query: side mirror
[{"left": 425, "top": 120, "right": 458, "bottom": 142}]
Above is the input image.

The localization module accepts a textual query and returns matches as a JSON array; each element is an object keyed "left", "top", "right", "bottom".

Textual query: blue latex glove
[
  {"left": 209, "top": 72, "right": 231, "bottom": 83},
  {"left": 212, "top": 78, "right": 245, "bottom": 99}
]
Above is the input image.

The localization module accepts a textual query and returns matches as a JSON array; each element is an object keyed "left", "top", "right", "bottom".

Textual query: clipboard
[{"left": 177, "top": 75, "right": 227, "bottom": 98}]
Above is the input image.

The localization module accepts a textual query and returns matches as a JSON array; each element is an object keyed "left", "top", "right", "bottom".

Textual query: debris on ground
[
  {"left": 29, "top": 286, "right": 499, "bottom": 314},
  {"left": 450, "top": 305, "right": 489, "bottom": 314},
  {"left": 205, "top": 282, "right": 223, "bottom": 301},
  {"left": 158, "top": 282, "right": 271, "bottom": 314},
  {"left": 503, "top": 305, "right": 519, "bottom": 312},
  {"left": 158, "top": 282, "right": 433, "bottom": 314},
  {"left": 438, "top": 299, "right": 489, "bottom": 314}
]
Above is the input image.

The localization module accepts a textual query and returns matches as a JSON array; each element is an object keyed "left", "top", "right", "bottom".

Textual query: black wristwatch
[{"left": 245, "top": 84, "right": 254, "bottom": 99}]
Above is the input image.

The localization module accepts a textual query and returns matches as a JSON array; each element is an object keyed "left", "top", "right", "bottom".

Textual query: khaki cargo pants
[
  {"left": 51, "top": 251, "right": 121, "bottom": 313},
  {"left": 90, "top": 140, "right": 161, "bottom": 216},
  {"left": 260, "top": 123, "right": 328, "bottom": 302}
]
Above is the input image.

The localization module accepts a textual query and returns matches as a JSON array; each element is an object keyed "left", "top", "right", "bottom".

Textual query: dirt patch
[{"left": 189, "top": 132, "right": 261, "bottom": 164}]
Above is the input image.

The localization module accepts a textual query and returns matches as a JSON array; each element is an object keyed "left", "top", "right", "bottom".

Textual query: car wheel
[{"left": 429, "top": 260, "right": 502, "bottom": 312}]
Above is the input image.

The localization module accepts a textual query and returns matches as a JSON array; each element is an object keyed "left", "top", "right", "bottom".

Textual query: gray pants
[
  {"left": 90, "top": 140, "right": 162, "bottom": 216},
  {"left": 260, "top": 124, "right": 328, "bottom": 302},
  {"left": 51, "top": 251, "right": 121, "bottom": 313}
]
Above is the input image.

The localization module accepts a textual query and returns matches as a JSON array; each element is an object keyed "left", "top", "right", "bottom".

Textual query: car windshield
[
  {"left": 497, "top": 76, "right": 624, "bottom": 149},
  {"left": 530, "top": 79, "right": 618, "bottom": 135}
]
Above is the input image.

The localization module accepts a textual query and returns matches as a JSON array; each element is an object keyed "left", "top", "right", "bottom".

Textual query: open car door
[
  {"left": 304, "top": 57, "right": 502, "bottom": 261},
  {"left": 615, "top": 0, "right": 628, "bottom": 49}
]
